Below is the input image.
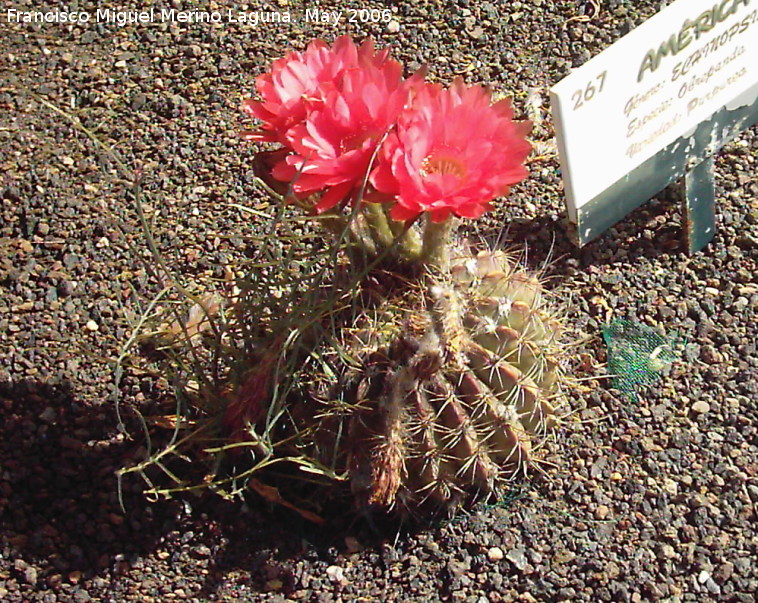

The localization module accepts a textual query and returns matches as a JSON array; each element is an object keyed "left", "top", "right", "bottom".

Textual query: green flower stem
[
  {"left": 420, "top": 217, "right": 456, "bottom": 271},
  {"left": 362, "top": 202, "right": 395, "bottom": 250},
  {"left": 399, "top": 226, "right": 423, "bottom": 262},
  {"left": 384, "top": 205, "right": 422, "bottom": 262}
]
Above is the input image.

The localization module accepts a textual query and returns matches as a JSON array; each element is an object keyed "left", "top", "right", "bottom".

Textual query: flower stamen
[{"left": 420, "top": 154, "right": 468, "bottom": 181}]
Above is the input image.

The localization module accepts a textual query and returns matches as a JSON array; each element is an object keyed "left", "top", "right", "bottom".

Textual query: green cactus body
[{"left": 292, "top": 249, "right": 564, "bottom": 514}]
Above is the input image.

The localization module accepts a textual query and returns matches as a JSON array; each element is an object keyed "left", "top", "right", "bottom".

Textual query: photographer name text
[{"left": 6, "top": 7, "right": 394, "bottom": 26}]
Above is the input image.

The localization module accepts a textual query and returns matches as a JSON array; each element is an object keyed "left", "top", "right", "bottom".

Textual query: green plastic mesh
[
  {"left": 602, "top": 319, "right": 680, "bottom": 400},
  {"left": 443, "top": 482, "right": 529, "bottom": 526}
]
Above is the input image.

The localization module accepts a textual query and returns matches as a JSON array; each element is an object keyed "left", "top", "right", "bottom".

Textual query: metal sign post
[{"left": 677, "top": 156, "right": 716, "bottom": 254}]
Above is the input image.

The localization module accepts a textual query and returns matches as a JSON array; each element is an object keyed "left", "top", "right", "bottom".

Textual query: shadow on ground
[
  {"left": 0, "top": 380, "right": 186, "bottom": 577},
  {"left": 498, "top": 192, "right": 686, "bottom": 275},
  {"left": 0, "top": 378, "right": 453, "bottom": 597}
]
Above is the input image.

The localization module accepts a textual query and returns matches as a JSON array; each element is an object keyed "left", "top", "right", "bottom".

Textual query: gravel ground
[{"left": 1, "top": 0, "right": 757, "bottom": 601}]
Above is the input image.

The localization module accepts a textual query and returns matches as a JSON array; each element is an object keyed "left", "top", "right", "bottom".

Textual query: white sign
[{"left": 551, "top": 0, "right": 758, "bottom": 231}]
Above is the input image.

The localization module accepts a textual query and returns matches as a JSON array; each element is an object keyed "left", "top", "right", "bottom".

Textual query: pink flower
[
  {"left": 271, "top": 62, "right": 422, "bottom": 212},
  {"left": 241, "top": 36, "right": 391, "bottom": 145},
  {"left": 371, "top": 78, "right": 532, "bottom": 223}
]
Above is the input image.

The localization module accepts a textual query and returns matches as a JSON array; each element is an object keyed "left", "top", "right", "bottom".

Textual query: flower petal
[{"left": 372, "top": 79, "right": 531, "bottom": 221}]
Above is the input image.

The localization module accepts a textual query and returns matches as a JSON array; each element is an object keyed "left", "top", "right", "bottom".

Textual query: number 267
[{"left": 572, "top": 71, "right": 607, "bottom": 110}]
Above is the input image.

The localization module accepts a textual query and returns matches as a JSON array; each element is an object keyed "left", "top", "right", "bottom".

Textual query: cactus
[
  {"left": 136, "top": 168, "right": 567, "bottom": 517},
  {"left": 127, "top": 39, "right": 569, "bottom": 519},
  {"left": 229, "top": 247, "right": 565, "bottom": 515}
]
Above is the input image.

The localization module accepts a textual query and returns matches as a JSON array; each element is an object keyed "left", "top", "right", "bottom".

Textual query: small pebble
[
  {"left": 24, "top": 566, "right": 38, "bottom": 586},
  {"left": 326, "top": 565, "right": 347, "bottom": 585},
  {"left": 191, "top": 545, "right": 211, "bottom": 558},
  {"left": 659, "top": 544, "right": 676, "bottom": 559},
  {"left": 40, "top": 406, "right": 56, "bottom": 423},
  {"left": 487, "top": 546, "right": 504, "bottom": 562},
  {"left": 506, "top": 548, "right": 528, "bottom": 570},
  {"left": 595, "top": 504, "right": 610, "bottom": 520}
]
